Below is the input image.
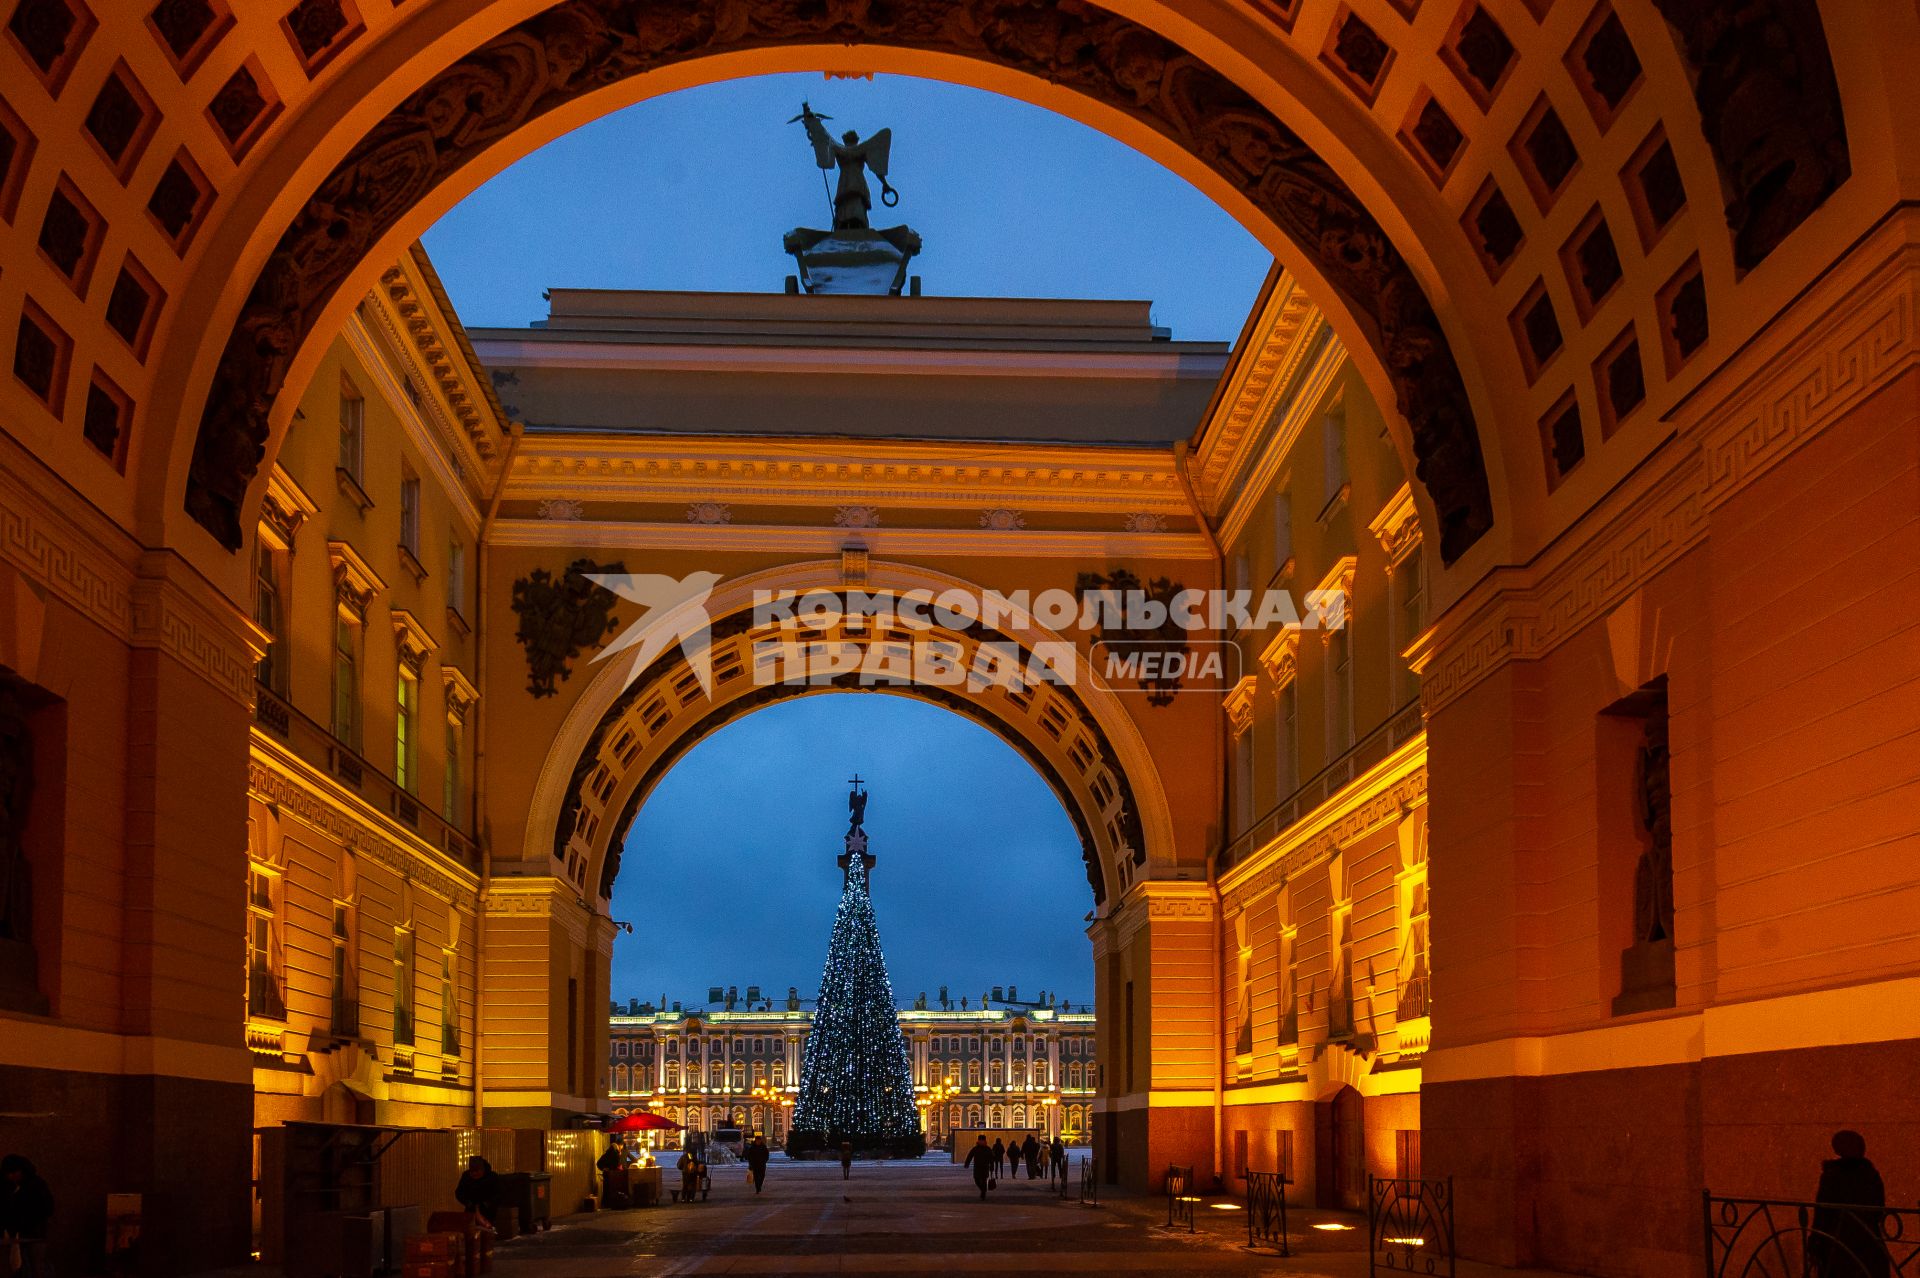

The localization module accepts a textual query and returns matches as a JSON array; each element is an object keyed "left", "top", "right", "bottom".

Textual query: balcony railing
[
  {"left": 1221, "top": 699, "right": 1425, "bottom": 872},
  {"left": 252, "top": 686, "right": 478, "bottom": 873}
]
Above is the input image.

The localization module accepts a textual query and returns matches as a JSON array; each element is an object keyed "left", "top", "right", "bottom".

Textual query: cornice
[
  {"left": 248, "top": 741, "right": 478, "bottom": 902},
  {"left": 1419, "top": 211, "right": 1919, "bottom": 716},
  {"left": 328, "top": 540, "right": 387, "bottom": 616},
  {"left": 345, "top": 310, "right": 486, "bottom": 536},
  {"left": 487, "top": 518, "right": 1215, "bottom": 560},
  {"left": 1190, "top": 271, "right": 1326, "bottom": 506},
  {"left": 1219, "top": 739, "right": 1427, "bottom": 907},
  {"left": 1368, "top": 483, "right": 1422, "bottom": 570},
  {"left": 505, "top": 437, "right": 1190, "bottom": 515},
  {"left": 259, "top": 465, "right": 320, "bottom": 552},
  {"left": 1224, "top": 675, "right": 1259, "bottom": 740},
  {"left": 390, "top": 608, "right": 438, "bottom": 673}
]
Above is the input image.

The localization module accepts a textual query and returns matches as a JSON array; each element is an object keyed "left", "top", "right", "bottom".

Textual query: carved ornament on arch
[{"left": 181, "top": 0, "right": 1492, "bottom": 563}]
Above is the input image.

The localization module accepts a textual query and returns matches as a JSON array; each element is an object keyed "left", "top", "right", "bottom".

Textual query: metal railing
[
  {"left": 1706, "top": 1194, "right": 1918, "bottom": 1278},
  {"left": 1079, "top": 1154, "right": 1099, "bottom": 1207},
  {"left": 1165, "top": 1164, "right": 1196, "bottom": 1233},
  {"left": 1368, "top": 1175, "right": 1455, "bottom": 1277},
  {"left": 1246, "top": 1168, "right": 1290, "bottom": 1254}
]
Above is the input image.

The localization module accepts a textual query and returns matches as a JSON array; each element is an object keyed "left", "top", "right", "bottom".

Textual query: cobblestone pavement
[{"left": 487, "top": 1158, "right": 1576, "bottom": 1277}]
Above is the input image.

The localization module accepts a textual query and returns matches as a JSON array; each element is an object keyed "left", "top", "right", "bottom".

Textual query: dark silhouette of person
[
  {"left": 963, "top": 1135, "right": 994, "bottom": 1200},
  {"left": 596, "top": 1140, "right": 623, "bottom": 1201},
  {"left": 991, "top": 1137, "right": 1006, "bottom": 1178},
  {"left": 839, "top": 1141, "right": 854, "bottom": 1181},
  {"left": 1810, "top": 1130, "right": 1888, "bottom": 1278},
  {"left": 1051, "top": 1136, "right": 1068, "bottom": 1185},
  {"left": 1, "top": 1153, "right": 53, "bottom": 1278},
  {"left": 745, "top": 1137, "right": 770, "bottom": 1194},
  {"left": 1023, "top": 1134, "right": 1041, "bottom": 1180},
  {"left": 453, "top": 1155, "right": 500, "bottom": 1224}
]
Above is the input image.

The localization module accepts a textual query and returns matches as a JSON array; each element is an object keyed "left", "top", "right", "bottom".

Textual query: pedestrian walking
[
  {"left": 991, "top": 1138, "right": 1006, "bottom": 1177},
  {"left": 745, "top": 1137, "right": 770, "bottom": 1194},
  {"left": 1810, "top": 1130, "right": 1888, "bottom": 1278},
  {"left": 453, "top": 1155, "right": 500, "bottom": 1225},
  {"left": 964, "top": 1135, "right": 996, "bottom": 1201},
  {"left": 839, "top": 1141, "right": 854, "bottom": 1181},
  {"left": 1051, "top": 1136, "right": 1068, "bottom": 1186},
  {"left": 1036, "top": 1139, "right": 1050, "bottom": 1178},
  {"left": 1, "top": 1154, "right": 53, "bottom": 1278},
  {"left": 1023, "top": 1134, "right": 1040, "bottom": 1180}
]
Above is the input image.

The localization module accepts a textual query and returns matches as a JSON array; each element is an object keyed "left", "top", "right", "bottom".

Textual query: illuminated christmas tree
[{"left": 789, "top": 778, "right": 924, "bottom": 1156}]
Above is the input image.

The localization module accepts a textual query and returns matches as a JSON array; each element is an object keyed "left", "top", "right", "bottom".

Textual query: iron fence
[
  {"left": 1705, "top": 1194, "right": 1918, "bottom": 1278},
  {"left": 1079, "top": 1154, "right": 1099, "bottom": 1207},
  {"left": 1165, "top": 1164, "right": 1196, "bottom": 1233},
  {"left": 1368, "top": 1175, "right": 1455, "bottom": 1278},
  {"left": 1245, "top": 1168, "right": 1290, "bottom": 1254}
]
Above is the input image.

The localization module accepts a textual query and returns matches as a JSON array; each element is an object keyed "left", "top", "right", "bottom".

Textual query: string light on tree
[{"left": 787, "top": 776, "right": 924, "bottom": 1156}]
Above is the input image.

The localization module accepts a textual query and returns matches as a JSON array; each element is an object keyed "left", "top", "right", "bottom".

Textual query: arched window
[
  {"left": 1011, "top": 1104, "right": 1026, "bottom": 1127},
  {"left": 989, "top": 1060, "right": 1003, "bottom": 1086},
  {"left": 967, "top": 1104, "right": 983, "bottom": 1127},
  {"left": 948, "top": 1104, "right": 962, "bottom": 1124},
  {"left": 709, "top": 1062, "right": 724, "bottom": 1088},
  {"left": 967, "top": 1060, "right": 982, "bottom": 1086},
  {"left": 665, "top": 1063, "right": 680, "bottom": 1089},
  {"left": 772, "top": 1060, "right": 785, "bottom": 1084},
  {"left": 988, "top": 1105, "right": 1004, "bottom": 1127}
]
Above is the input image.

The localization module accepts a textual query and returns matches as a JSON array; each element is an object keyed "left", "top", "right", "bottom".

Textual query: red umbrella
[{"left": 605, "top": 1111, "right": 683, "bottom": 1133}]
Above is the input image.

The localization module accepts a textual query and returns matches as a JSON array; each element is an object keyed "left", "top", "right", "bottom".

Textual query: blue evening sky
[
  {"left": 424, "top": 74, "right": 1268, "bottom": 1006},
  {"left": 423, "top": 72, "right": 1270, "bottom": 340}
]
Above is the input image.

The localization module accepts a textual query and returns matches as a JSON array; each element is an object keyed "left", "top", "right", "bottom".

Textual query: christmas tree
[{"left": 788, "top": 778, "right": 924, "bottom": 1157}]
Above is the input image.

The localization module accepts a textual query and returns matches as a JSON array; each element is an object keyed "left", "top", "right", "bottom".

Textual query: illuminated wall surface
[{"left": 0, "top": 4, "right": 1916, "bottom": 1277}]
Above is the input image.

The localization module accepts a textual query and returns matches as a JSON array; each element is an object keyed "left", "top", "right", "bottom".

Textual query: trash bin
[{"left": 496, "top": 1172, "right": 552, "bottom": 1232}]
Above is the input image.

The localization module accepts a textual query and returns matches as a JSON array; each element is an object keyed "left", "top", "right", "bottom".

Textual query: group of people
[{"left": 963, "top": 1134, "right": 1070, "bottom": 1200}]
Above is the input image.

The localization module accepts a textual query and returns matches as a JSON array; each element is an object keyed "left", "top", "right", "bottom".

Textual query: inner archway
[{"left": 604, "top": 692, "right": 1097, "bottom": 1151}]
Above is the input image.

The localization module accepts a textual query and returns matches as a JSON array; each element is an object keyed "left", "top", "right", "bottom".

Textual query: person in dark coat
[
  {"left": 1, "top": 1153, "right": 53, "bottom": 1278},
  {"left": 963, "top": 1135, "right": 995, "bottom": 1200},
  {"left": 1051, "top": 1136, "right": 1068, "bottom": 1185},
  {"left": 745, "top": 1137, "right": 771, "bottom": 1194},
  {"left": 839, "top": 1141, "right": 854, "bottom": 1181},
  {"left": 991, "top": 1138, "right": 1006, "bottom": 1177},
  {"left": 1023, "top": 1134, "right": 1040, "bottom": 1179},
  {"left": 1810, "top": 1130, "right": 1889, "bottom": 1278},
  {"left": 596, "top": 1140, "right": 624, "bottom": 1201},
  {"left": 453, "top": 1155, "right": 500, "bottom": 1224}
]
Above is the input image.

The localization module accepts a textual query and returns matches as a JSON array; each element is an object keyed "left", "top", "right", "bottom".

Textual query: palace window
[
  {"left": 246, "top": 862, "right": 285, "bottom": 1020},
  {"left": 989, "top": 1059, "right": 1004, "bottom": 1086},
  {"left": 1011, "top": 1104, "right": 1026, "bottom": 1127},
  {"left": 1328, "top": 856, "right": 1356, "bottom": 1040},
  {"left": 709, "top": 1062, "right": 723, "bottom": 1088},
  {"left": 395, "top": 666, "right": 418, "bottom": 793},
  {"left": 1032, "top": 1059, "right": 1048, "bottom": 1087},
  {"left": 1273, "top": 489, "right": 1294, "bottom": 574},
  {"left": 439, "top": 938, "right": 460, "bottom": 1056},
  {"left": 1010, "top": 1062, "right": 1025, "bottom": 1087},
  {"left": 1322, "top": 391, "right": 1348, "bottom": 507},
  {"left": 732, "top": 1062, "right": 745, "bottom": 1090},
  {"left": 1277, "top": 888, "right": 1299, "bottom": 1047},
  {"left": 392, "top": 925, "right": 414, "bottom": 1045},
  {"left": 967, "top": 1060, "right": 982, "bottom": 1087},
  {"left": 772, "top": 1060, "right": 785, "bottom": 1085},
  {"left": 665, "top": 1063, "right": 680, "bottom": 1089},
  {"left": 338, "top": 373, "right": 364, "bottom": 481},
  {"left": 332, "top": 610, "right": 359, "bottom": 746}
]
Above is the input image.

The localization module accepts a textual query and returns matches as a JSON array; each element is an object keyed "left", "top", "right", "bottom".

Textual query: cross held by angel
[{"left": 794, "top": 102, "right": 897, "bottom": 232}]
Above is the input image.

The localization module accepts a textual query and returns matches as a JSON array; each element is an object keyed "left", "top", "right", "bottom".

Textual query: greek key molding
[
  {"left": 1421, "top": 215, "right": 1918, "bottom": 717},
  {"left": 248, "top": 750, "right": 477, "bottom": 904}
]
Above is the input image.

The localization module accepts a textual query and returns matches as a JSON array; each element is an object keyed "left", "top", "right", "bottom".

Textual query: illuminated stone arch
[{"left": 523, "top": 559, "right": 1179, "bottom": 910}]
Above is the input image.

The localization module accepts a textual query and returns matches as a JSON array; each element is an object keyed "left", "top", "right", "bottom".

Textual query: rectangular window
[
  {"left": 399, "top": 470, "right": 421, "bottom": 558},
  {"left": 448, "top": 536, "right": 467, "bottom": 617},
  {"left": 246, "top": 865, "right": 285, "bottom": 1019},
  {"left": 1232, "top": 731, "right": 1254, "bottom": 834},
  {"left": 1395, "top": 547, "right": 1426, "bottom": 705},
  {"left": 1272, "top": 490, "right": 1294, "bottom": 573},
  {"left": 338, "top": 373, "right": 364, "bottom": 479},
  {"left": 253, "top": 542, "right": 282, "bottom": 692},
  {"left": 332, "top": 612, "right": 358, "bottom": 746},
  {"left": 330, "top": 902, "right": 356, "bottom": 1036},
  {"left": 442, "top": 717, "right": 462, "bottom": 824},
  {"left": 1326, "top": 629, "right": 1353, "bottom": 756},
  {"left": 393, "top": 927, "right": 414, "bottom": 1045},
  {"left": 441, "top": 947, "right": 460, "bottom": 1056},
  {"left": 1277, "top": 682, "right": 1299, "bottom": 796},
  {"left": 1323, "top": 393, "right": 1348, "bottom": 501},
  {"left": 395, "top": 667, "right": 418, "bottom": 792}
]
